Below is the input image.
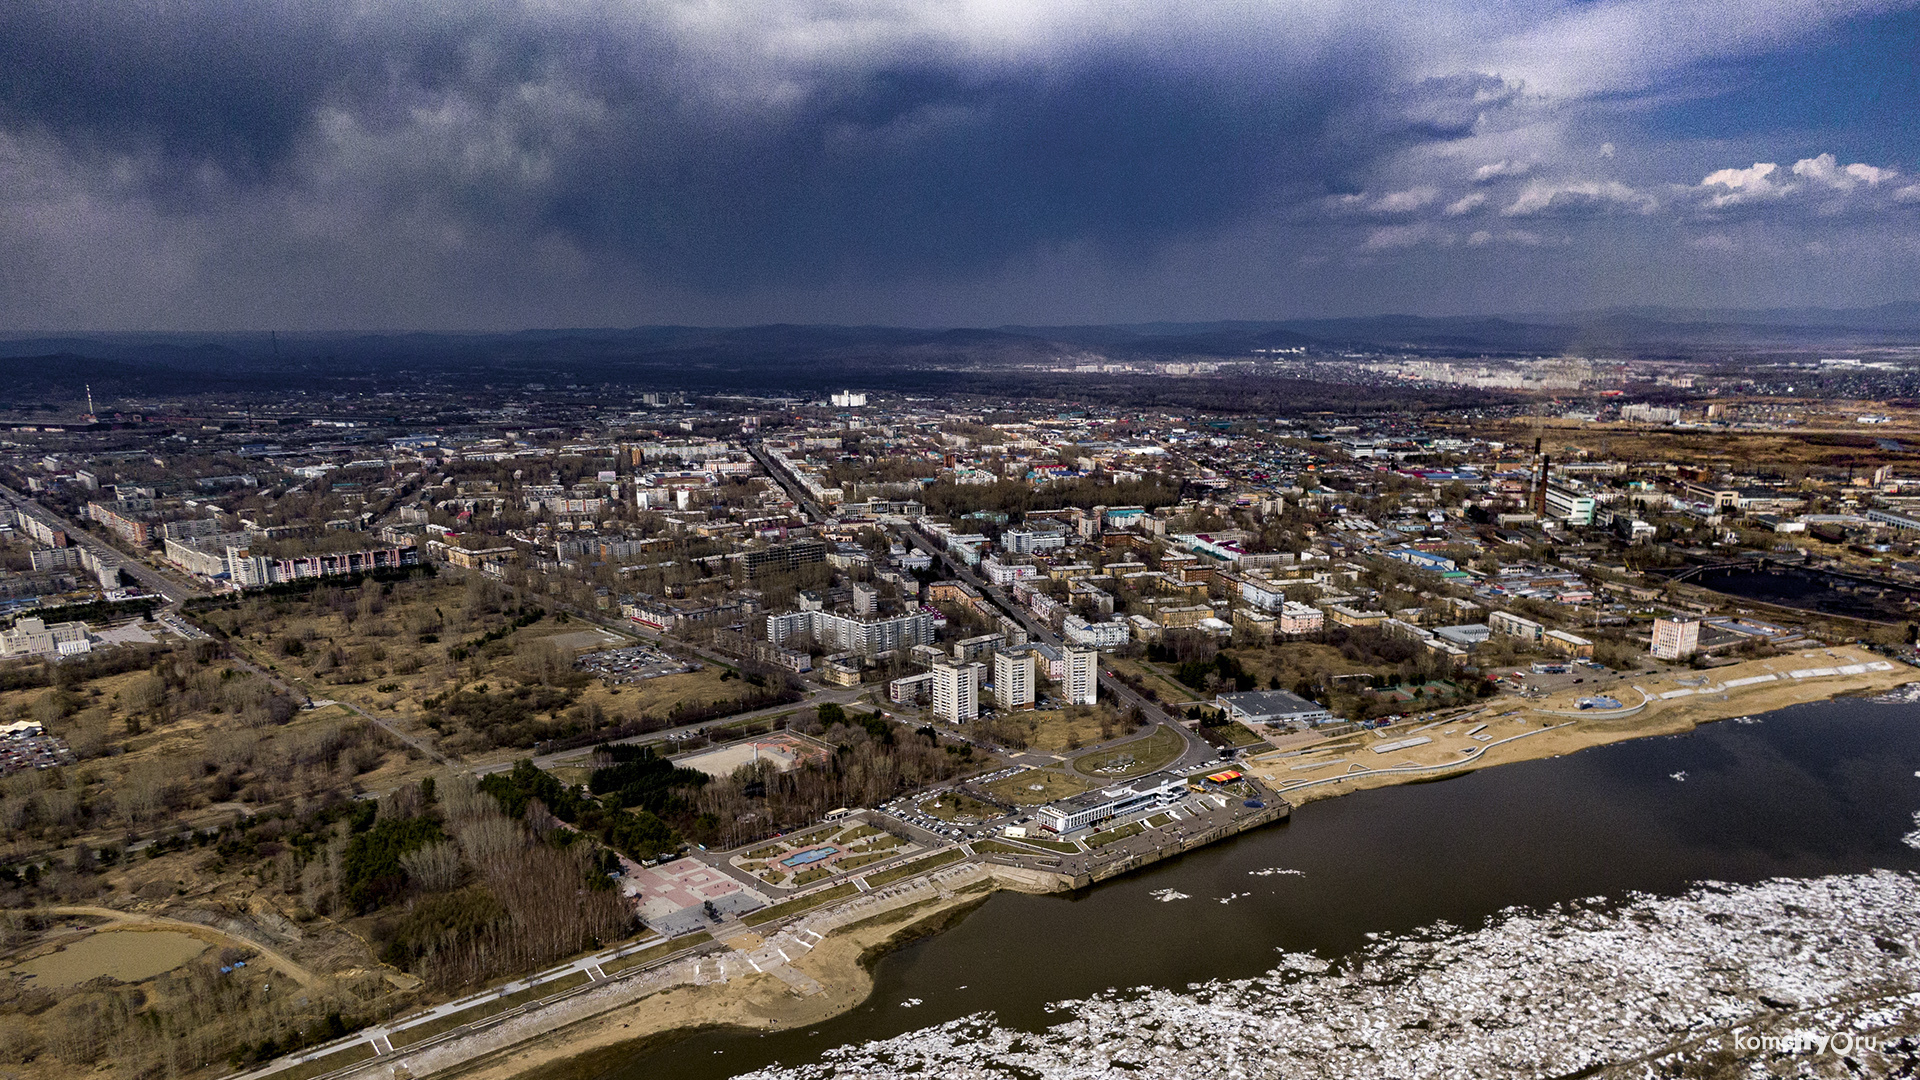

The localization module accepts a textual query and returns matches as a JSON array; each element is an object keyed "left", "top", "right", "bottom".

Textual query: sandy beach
[
  {"left": 1245, "top": 646, "right": 1916, "bottom": 805},
  {"left": 437, "top": 885, "right": 997, "bottom": 1080}
]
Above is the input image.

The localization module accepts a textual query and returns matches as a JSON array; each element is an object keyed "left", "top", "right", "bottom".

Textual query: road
[
  {"left": 0, "top": 483, "right": 206, "bottom": 605},
  {"left": 47, "top": 905, "right": 319, "bottom": 989},
  {"left": 217, "top": 650, "right": 457, "bottom": 767},
  {"left": 891, "top": 521, "right": 1219, "bottom": 772},
  {"left": 750, "top": 437, "right": 1215, "bottom": 771},
  {"left": 474, "top": 682, "right": 876, "bottom": 776}
]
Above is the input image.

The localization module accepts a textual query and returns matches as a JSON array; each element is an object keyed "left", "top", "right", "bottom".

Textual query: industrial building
[{"left": 1212, "top": 689, "right": 1333, "bottom": 727}]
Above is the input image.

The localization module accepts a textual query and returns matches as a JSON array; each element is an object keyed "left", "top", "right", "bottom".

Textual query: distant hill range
[{"left": 4, "top": 303, "right": 1919, "bottom": 401}]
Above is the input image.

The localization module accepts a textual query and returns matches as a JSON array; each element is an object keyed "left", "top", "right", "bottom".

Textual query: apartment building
[
  {"left": 931, "top": 659, "right": 981, "bottom": 723},
  {"left": 1651, "top": 616, "right": 1700, "bottom": 660},
  {"left": 992, "top": 647, "right": 1035, "bottom": 710},
  {"left": 1488, "top": 609, "right": 1546, "bottom": 642},
  {"left": 1064, "top": 646, "right": 1098, "bottom": 706}
]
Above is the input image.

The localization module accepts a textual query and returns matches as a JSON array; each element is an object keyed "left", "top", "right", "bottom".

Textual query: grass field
[
  {"left": 257, "top": 1041, "right": 379, "bottom": 1080},
  {"left": 1072, "top": 724, "right": 1185, "bottom": 778},
  {"left": 922, "top": 791, "right": 1000, "bottom": 822},
  {"left": 1213, "top": 722, "right": 1269, "bottom": 748},
  {"left": 743, "top": 883, "right": 859, "bottom": 927},
  {"left": 1107, "top": 656, "right": 1195, "bottom": 704},
  {"left": 389, "top": 971, "right": 591, "bottom": 1048},
  {"left": 1084, "top": 820, "right": 1146, "bottom": 847},
  {"left": 981, "top": 767, "right": 1094, "bottom": 805},
  {"left": 971, "top": 839, "right": 1033, "bottom": 856},
  {"left": 1010, "top": 835, "right": 1080, "bottom": 854},
  {"left": 833, "top": 848, "right": 898, "bottom": 872},
  {"left": 861, "top": 849, "right": 964, "bottom": 888},
  {"left": 601, "top": 932, "right": 709, "bottom": 975}
]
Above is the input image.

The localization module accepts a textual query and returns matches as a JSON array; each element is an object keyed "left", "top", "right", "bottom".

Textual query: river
[{"left": 555, "top": 695, "right": 1920, "bottom": 1080}]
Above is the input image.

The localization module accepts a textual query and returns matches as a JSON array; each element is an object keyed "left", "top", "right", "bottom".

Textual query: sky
[{"left": 1, "top": 0, "right": 1917, "bottom": 331}]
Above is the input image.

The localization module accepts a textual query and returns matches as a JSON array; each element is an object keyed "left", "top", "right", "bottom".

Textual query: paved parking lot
[{"left": 578, "top": 644, "right": 700, "bottom": 684}]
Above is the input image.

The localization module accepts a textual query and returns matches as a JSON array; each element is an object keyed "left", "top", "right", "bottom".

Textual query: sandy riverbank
[
  {"left": 438, "top": 883, "right": 1002, "bottom": 1080},
  {"left": 453, "top": 649, "right": 1915, "bottom": 1080},
  {"left": 1246, "top": 646, "right": 1916, "bottom": 805}
]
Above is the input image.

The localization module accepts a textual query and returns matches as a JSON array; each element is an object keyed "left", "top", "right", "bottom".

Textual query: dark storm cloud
[
  {"left": 3, "top": 0, "right": 1917, "bottom": 328},
  {"left": 0, "top": 1, "right": 1490, "bottom": 287},
  {"left": 0, "top": 1, "right": 339, "bottom": 187}
]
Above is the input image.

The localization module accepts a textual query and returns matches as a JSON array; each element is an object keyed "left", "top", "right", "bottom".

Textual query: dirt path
[{"left": 45, "top": 905, "right": 321, "bottom": 988}]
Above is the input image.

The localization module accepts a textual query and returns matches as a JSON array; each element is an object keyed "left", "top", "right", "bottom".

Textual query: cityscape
[{"left": 4, "top": 2, "right": 1920, "bottom": 1079}]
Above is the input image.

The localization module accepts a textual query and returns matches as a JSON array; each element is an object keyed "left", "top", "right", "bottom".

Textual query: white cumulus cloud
[
  {"left": 1472, "top": 159, "right": 1532, "bottom": 182},
  {"left": 1791, "top": 152, "right": 1897, "bottom": 190},
  {"left": 1445, "top": 191, "right": 1489, "bottom": 215},
  {"left": 1503, "top": 179, "right": 1656, "bottom": 216},
  {"left": 1698, "top": 161, "right": 1789, "bottom": 207},
  {"left": 1373, "top": 187, "right": 1440, "bottom": 213}
]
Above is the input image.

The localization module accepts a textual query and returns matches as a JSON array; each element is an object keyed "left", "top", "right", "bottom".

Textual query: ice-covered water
[
  {"left": 583, "top": 697, "right": 1920, "bottom": 1080},
  {"left": 740, "top": 872, "right": 1920, "bottom": 1079}
]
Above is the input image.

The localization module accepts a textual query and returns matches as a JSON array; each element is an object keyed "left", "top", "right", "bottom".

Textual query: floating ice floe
[
  {"left": 1216, "top": 892, "right": 1250, "bottom": 904},
  {"left": 1148, "top": 889, "right": 1190, "bottom": 903},
  {"left": 899, "top": 998, "right": 922, "bottom": 1008},
  {"left": 737, "top": 871, "right": 1920, "bottom": 1080},
  {"left": 1670, "top": 771, "right": 1688, "bottom": 781},
  {"left": 1248, "top": 867, "right": 1306, "bottom": 878},
  {"left": 1904, "top": 811, "right": 1920, "bottom": 851}
]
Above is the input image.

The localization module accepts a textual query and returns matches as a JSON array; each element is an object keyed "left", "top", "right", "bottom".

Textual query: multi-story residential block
[
  {"left": 1488, "top": 609, "right": 1546, "bottom": 642},
  {"left": 1278, "top": 601, "right": 1324, "bottom": 635},
  {"left": 1064, "top": 614, "right": 1130, "bottom": 648},
  {"left": 931, "top": 659, "right": 981, "bottom": 723},
  {"left": 1064, "top": 646, "right": 1098, "bottom": 706},
  {"left": 1651, "top": 616, "right": 1700, "bottom": 660},
  {"left": 765, "top": 608, "right": 936, "bottom": 659},
  {"left": 992, "top": 647, "right": 1035, "bottom": 710}
]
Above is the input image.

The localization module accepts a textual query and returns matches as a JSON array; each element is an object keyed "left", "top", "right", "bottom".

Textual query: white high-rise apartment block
[
  {"left": 992, "top": 647, "right": 1035, "bottom": 711},
  {"left": 1650, "top": 616, "right": 1700, "bottom": 660},
  {"left": 1064, "top": 646, "right": 1098, "bottom": 706},
  {"left": 932, "top": 659, "right": 981, "bottom": 723},
  {"left": 830, "top": 390, "right": 868, "bottom": 408}
]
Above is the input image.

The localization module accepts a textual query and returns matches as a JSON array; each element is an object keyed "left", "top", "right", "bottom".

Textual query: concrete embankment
[
  {"left": 320, "top": 861, "right": 1021, "bottom": 1080},
  {"left": 272, "top": 801, "right": 1290, "bottom": 1080},
  {"left": 1075, "top": 800, "right": 1291, "bottom": 888}
]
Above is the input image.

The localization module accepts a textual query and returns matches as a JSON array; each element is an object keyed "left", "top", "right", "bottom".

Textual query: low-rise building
[
  {"left": 1035, "top": 772, "right": 1187, "bottom": 834},
  {"left": 1488, "top": 609, "right": 1545, "bottom": 642},
  {"left": 0, "top": 617, "right": 91, "bottom": 660},
  {"left": 1213, "top": 689, "right": 1334, "bottom": 727},
  {"left": 1543, "top": 629, "right": 1595, "bottom": 657},
  {"left": 1277, "top": 601, "right": 1324, "bottom": 635}
]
